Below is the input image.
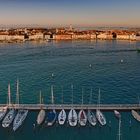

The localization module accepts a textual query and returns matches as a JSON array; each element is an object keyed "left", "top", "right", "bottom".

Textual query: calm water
[{"left": 0, "top": 40, "right": 140, "bottom": 140}]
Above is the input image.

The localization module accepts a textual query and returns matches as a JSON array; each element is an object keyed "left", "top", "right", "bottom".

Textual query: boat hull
[
  {"left": 96, "top": 110, "right": 106, "bottom": 126},
  {"left": 68, "top": 109, "right": 77, "bottom": 127},
  {"left": 78, "top": 110, "right": 87, "bottom": 126},
  {"left": 2, "top": 109, "right": 16, "bottom": 128},
  {"left": 46, "top": 110, "right": 56, "bottom": 126},
  {"left": 13, "top": 110, "right": 28, "bottom": 131},
  {"left": 87, "top": 110, "right": 96, "bottom": 126},
  {"left": 0, "top": 106, "right": 7, "bottom": 121},
  {"left": 58, "top": 109, "right": 66, "bottom": 125},
  {"left": 37, "top": 109, "right": 45, "bottom": 125}
]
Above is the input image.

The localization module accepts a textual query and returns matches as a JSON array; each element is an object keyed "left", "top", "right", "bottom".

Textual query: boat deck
[{"left": 0, "top": 104, "right": 140, "bottom": 111}]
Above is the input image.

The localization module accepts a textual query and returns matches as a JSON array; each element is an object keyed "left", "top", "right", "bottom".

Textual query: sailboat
[
  {"left": 87, "top": 88, "right": 96, "bottom": 126},
  {"left": 96, "top": 88, "right": 106, "bottom": 126},
  {"left": 114, "top": 110, "right": 121, "bottom": 119},
  {"left": 2, "top": 84, "right": 16, "bottom": 128},
  {"left": 68, "top": 85, "right": 78, "bottom": 127},
  {"left": 58, "top": 86, "right": 66, "bottom": 125},
  {"left": 0, "top": 106, "right": 7, "bottom": 121},
  {"left": 37, "top": 91, "right": 45, "bottom": 125},
  {"left": 13, "top": 80, "right": 28, "bottom": 131},
  {"left": 78, "top": 88, "right": 87, "bottom": 126},
  {"left": 46, "top": 85, "right": 56, "bottom": 126}
]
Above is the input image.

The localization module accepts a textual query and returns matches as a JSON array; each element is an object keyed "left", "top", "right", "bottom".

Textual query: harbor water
[{"left": 0, "top": 40, "right": 140, "bottom": 140}]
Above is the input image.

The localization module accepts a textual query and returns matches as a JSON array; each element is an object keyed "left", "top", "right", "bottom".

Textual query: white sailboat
[
  {"left": 78, "top": 88, "right": 87, "bottom": 126},
  {"left": 68, "top": 85, "right": 78, "bottom": 127},
  {"left": 46, "top": 85, "right": 56, "bottom": 126},
  {"left": 2, "top": 84, "right": 16, "bottom": 128},
  {"left": 37, "top": 91, "right": 45, "bottom": 125},
  {"left": 87, "top": 88, "right": 96, "bottom": 126},
  {"left": 0, "top": 106, "right": 7, "bottom": 121},
  {"left": 96, "top": 88, "right": 106, "bottom": 126},
  {"left": 13, "top": 80, "right": 28, "bottom": 131},
  {"left": 58, "top": 87, "right": 66, "bottom": 125}
]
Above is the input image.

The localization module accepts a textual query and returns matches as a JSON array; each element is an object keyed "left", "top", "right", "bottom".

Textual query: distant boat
[
  {"left": 68, "top": 109, "right": 77, "bottom": 127},
  {"left": 46, "top": 85, "right": 56, "bottom": 126},
  {"left": 68, "top": 85, "right": 77, "bottom": 127},
  {"left": 114, "top": 110, "right": 121, "bottom": 119},
  {"left": 87, "top": 88, "right": 96, "bottom": 126},
  {"left": 13, "top": 110, "right": 28, "bottom": 131},
  {"left": 37, "top": 91, "right": 45, "bottom": 125},
  {"left": 58, "top": 87, "right": 66, "bottom": 125},
  {"left": 78, "top": 88, "right": 87, "bottom": 126},
  {"left": 0, "top": 106, "right": 7, "bottom": 121},
  {"left": 131, "top": 110, "right": 140, "bottom": 122},
  {"left": 96, "top": 89, "right": 106, "bottom": 126},
  {"left": 13, "top": 80, "right": 28, "bottom": 131},
  {"left": 2, "top": 84, "right": 16, "bottom": 128}
]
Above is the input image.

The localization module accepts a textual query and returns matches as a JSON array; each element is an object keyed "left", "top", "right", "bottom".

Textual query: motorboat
[
  {"left": 58, "top": 109, "right": 66, "bottom": 125},
  {"left": 13, "top": 110, "right": 28, "bottom": 131},
  {"left": 37, "top": 109, "right": 45, "bottom": 125}
]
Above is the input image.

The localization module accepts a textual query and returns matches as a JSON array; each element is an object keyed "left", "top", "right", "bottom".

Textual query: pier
[{"left": 0, "top": 104, "right": 140, "bottom": 111}]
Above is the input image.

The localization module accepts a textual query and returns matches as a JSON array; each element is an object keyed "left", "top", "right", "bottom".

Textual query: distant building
[{"left": 29, "top": 33, "right": 44, "bottom": 40}]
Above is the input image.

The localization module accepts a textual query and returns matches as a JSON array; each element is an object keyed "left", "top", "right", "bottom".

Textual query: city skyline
[{"left": 0, "top": 0, "right": 140, "bottom": 27}]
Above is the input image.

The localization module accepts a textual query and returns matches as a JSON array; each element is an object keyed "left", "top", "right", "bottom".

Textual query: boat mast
[
  {"left": 61, "top": 86, "right": 64, "bottom": 104},
  {"left": 71, "top": 84, "right": 73, "bottom": 107},
  {"left": 8, "top": 83, "right": 11, "bottom": 107},
  {"left": 51, "top": 85, "right": 54, "bottom": 104},
  {"left": 16, "top": 79, "right": 19, "bottom": 106},
  {"left": 39, "top": 91, "right": 42, "bottom": 105},
  {"left": 89, "top": 88, "right": 93, "bottom": 104},
  {"left": 98, "top": 88, "right": 101, "bottom": 109},
  {"left": 82, "top": 88, "right": 84, "bottom": 105}
]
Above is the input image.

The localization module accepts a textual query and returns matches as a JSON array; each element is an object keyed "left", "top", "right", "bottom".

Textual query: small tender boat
[
  {"left": 68, "top": 109, "right": 77, "bottom": 127},
  {"left": 87, "top": 110, "right": 96, "bottom": 126},
  {"left": 13, "top": 110, "right": 28, "bottom": 131},
  {"left": 46, "top": 109, "right": 56, "bottom": 126},
  {"left": 96, "top": 109, "right": 106, "bottom": 126},
  {"left": 78, "top": 110, "right": 87, "bottom": 126},
  {"left": 58, "top": 109, "right": 66, "bottom": 125},
  {"left": 0, "top": 106, "right": 7, "bottom": 121},
  {"left": 131, "top": 110, "right": 140, "bottom": 122},
  {"left": 2, "top": 109, "right": 16, "bottom": 128},
  {"left": 114, "top": 110, "right": 121, "bottom": 119}
]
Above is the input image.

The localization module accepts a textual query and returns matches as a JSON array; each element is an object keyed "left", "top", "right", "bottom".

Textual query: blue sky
[{"left": 0, "top": 0, "right": 140, "bottom": 27}]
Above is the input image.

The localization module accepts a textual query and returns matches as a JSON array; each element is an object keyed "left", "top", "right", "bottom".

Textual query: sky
[{"left": 0, "top": 0, "right": 140, "bottom": 27}]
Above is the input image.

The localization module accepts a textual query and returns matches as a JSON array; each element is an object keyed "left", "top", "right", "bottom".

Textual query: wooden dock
[{"left": 0, "top": 104, "right": 140, "bottom": 111}]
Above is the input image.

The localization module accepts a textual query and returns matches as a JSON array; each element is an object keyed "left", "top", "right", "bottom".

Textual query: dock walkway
[{"left": 0, "top": 104, "right": 140, "bottom": 111}]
